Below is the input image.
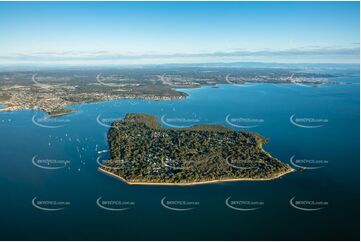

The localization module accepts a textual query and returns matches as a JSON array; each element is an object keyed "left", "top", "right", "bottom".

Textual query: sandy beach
[{"left": 98, "top": 166, "right": 295, "bottom": 186}]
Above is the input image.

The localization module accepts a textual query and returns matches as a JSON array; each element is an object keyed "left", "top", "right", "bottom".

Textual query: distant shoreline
[
  {"left": 0, "top": 78, "right": 348, "bottom": 118},
  {"left": 98, "top": 167, "right": 295, "bottom": 186},
  {"left": 0, "top": 105, "right": 77, "bottom": 117},
  {"left": 0, "top": 94, "right": 185, "bottom": 117}
]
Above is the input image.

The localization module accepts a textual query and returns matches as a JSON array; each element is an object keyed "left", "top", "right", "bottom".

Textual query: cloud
[{"left": 0, "top": 47, "right": 359, "bottom": 64}]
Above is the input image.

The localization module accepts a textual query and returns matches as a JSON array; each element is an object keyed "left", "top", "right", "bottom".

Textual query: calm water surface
[{"left": 0, "top": 72, "right": 359, "bottom": 240}]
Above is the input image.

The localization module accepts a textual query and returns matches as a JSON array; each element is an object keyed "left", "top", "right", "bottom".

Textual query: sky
[{"left": 0, "top": 1, "right": 359, "bottom": 65}]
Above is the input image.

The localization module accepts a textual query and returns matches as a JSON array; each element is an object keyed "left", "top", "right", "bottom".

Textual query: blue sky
[{"left": 0, "top": 1, "right": 359, "bottom": 65}]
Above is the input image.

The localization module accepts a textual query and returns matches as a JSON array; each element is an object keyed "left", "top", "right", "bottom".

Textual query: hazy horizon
[{"left": 0, "top": 2, "right": 359, "bottom": 65}]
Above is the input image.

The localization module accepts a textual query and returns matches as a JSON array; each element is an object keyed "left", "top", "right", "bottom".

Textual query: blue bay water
[{"left": 0, "top": 74, "right": 359, "bottom": 240}]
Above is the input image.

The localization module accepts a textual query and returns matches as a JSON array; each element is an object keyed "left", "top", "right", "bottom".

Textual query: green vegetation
[
  {"left": 48, "top": 108, "right": 76, "bottom": 117},
  {"left": 0, "top": 67, "right": 342, "bottom": 116},
  {"left": 102, "top": 113, "right": 293, "bottom": 184}
]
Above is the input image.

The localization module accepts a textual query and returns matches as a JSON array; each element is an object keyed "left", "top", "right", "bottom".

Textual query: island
[{"left": 99, "top": 113, "right": 294, "bottom": 185}]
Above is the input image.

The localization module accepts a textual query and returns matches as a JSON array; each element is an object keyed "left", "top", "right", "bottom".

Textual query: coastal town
[{"left": 0, "top": 67, "right": 342, "bottom": 116}]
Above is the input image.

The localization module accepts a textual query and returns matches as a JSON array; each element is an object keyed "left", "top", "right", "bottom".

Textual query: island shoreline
[{"left": 98, "top": 166, "right": 295, "bottom": 186}]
